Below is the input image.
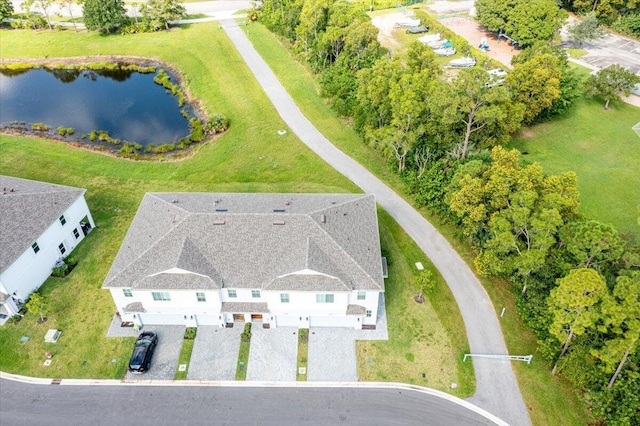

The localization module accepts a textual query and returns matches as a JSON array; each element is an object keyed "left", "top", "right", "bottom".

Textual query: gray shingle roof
[
  {"left": 0, "top": 176, "right": 85, "bottom": 274},
  {"left": 221, "top": 302, "right": 269, "bottom": 313},
  {"left": 123, "top": 302, "right": 146, "bottom": 313},
  {"left": 346, "top": 304, "right": 367, "bottom": 315},
  {"left": 102, "top": 193, "right": 385, "bottom": 293}
]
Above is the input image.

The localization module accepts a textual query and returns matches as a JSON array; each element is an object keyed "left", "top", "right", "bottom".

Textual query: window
[
  {"left": 316, "top": 294, "right": 335, "bottom": 303},
  {"left": 73, "top": 228, "right": 80, "bottom": 239},
  {"left": 32, "top": 242, "right": 40, "bottom": 254},
  {"left": 196, "top": 292, "right": 206, "bottom": 302},
  {"left": 357, "top": 291, "right": 366, "bottom": 300},
  {"left": 59, "top": 215, "right": 66, "bottom": 226},
  {"left": 152, "top": 292, "right": 171, "bottom": 301},
  {"left": 58, "top": 242, "right": 66, "bottom": 255},
  {"left": 123, "top": 289, "right": 133, "bottom": 297},
  {"left": 252, "top": 290, "right": 261, "bottom": 299},
  {"left": 228, "top": 289, "right": 237, "bottom": 298},
  {"left": 366, "top": 310, "right": 372, "bottom": 318},
  {"left": 280, "top": 293, "right": 289, "bottom": 303}
]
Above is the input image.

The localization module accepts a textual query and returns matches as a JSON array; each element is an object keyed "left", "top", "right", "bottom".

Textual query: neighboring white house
[
  {"left": 0, "top": 176, "right": 95, "bottom": 325},
  {"left": 103, "top": 193, "right": 386, "bottom": 329}
]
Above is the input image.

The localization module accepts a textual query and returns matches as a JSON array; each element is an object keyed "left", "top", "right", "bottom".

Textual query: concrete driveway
[
  {"left": 307, "top": 328, "right": 357, "bottom": 382},
  {"left": 247, "top": 326, "right": 298, "bottom": 381},
  {"left": 125, "top": 325, "right": 185, "bottom": 381},
  {"left": 188, "top": 325, "right": 242, "bottom": 381}
]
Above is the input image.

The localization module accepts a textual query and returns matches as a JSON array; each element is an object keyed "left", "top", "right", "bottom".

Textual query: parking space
[
  {"left": 187, "top": 325, "right": 242, "bottom": 381},
  {"left": 307, "top": 328, "right": 357, "bottom": 382},
  {"left": 125, "top": 325, "right": 185, "bottom": 381},
  {"left": 247, "top": 326, "right": 298, "bottom": 381}
]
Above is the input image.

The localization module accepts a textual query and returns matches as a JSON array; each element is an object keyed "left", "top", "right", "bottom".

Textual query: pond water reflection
[{"left": 0, "top": 67, "right": 192, "bottom": 147}]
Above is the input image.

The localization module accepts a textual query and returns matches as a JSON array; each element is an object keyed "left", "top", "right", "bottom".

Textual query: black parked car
[
  {"left": 406, "top": 26, "right": 429, "bottom": 34},
  {"left": 128, "top": 331, "right": 158, "bottom": 373}
]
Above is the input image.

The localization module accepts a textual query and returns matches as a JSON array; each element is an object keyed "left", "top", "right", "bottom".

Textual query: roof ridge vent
[
  {"left": 215, "top": 208, "right": 227, "bottom": 212},
  {"left": 273, "top": 209, "right": 286, "bottom": 213}
]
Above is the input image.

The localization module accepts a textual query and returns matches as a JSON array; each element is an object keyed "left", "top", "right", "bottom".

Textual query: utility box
[{"left": 44, "top": 329, "right": 61, "bottom": 343}]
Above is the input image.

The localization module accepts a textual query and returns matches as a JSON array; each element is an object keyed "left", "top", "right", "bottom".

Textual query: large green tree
[
  {"left": 437, "top": 67, "right": 524, "bottom": 159},
  {"left": 597, "top": 272, "right": 640, "bottom": 388},
  {"left": 569, "top": 12, "right": 604, "bottom": 47},
  {"left": 587, "top": 64, "right": 640, "bottom": 109},
  {"left": 82, "top": 0, "right": 127, "bottom": 32},
  {"left": 140, "top": 0, "right": 186, "bottom": 31},
  {"left": 0, "top": 0, "right": 14, "bottom": 21},
  {"left": 507, "top": 53, "right": 562, "bottom": 123},
  {"left": 560, "top": 220, "right": 625, "bottom": 269},
  {"left": 476, "top": 0, "right": 567, "bottom": 46},
  {"left": 548, "top": 268, "right": 608, "bottom": 374}
]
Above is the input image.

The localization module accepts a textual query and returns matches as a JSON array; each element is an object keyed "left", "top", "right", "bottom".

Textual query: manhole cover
[{"left": 339, "top": 414, "right": 347, "bottom": 421}]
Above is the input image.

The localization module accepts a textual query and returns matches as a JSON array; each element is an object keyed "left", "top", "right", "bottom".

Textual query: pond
[{"left": 0, "top": 67, "right": 193, "bottom": 148}]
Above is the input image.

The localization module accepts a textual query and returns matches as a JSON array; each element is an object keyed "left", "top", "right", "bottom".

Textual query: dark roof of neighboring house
[
  {"left": 103, "top": 193, "right": 384, "bottom": 293},
  {"left": 0, "top": 176, "right": 85, "bottom": 274}
]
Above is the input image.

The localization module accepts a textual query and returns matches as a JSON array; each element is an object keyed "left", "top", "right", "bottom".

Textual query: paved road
[
  {"left": 0, "top": 377, "right": 504, "bottom": 426},
  {"left": 221, "top": 20, "right": 530, "bottom": 426}
]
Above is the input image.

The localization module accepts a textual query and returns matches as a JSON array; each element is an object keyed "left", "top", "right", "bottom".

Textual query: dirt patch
[{"left": 371, "top": 12, "right": 407, "bottom": 51}]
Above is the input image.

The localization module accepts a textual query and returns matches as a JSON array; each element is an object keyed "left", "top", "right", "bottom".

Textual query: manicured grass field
[{"left": 510, "top": 98, "right": 640, "bottom": 236}]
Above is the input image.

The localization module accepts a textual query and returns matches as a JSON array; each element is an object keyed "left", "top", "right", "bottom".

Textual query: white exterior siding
[{"left": 0, "top": 196, "right": 94, "bottom": 319}]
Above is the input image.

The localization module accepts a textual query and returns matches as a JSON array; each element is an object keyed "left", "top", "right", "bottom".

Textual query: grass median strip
[
  {"left": 174, "top": 327, "right": 197, "bottom": 380},
  {"left": 235, "top": 323, "right": 252, "bottom": 381},
  {"left": 296, "top": 328, "right": 309, "bottom": 381}
]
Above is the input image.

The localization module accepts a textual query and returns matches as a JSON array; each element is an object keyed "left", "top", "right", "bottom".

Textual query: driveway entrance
[
  {"left": 307, "top": 328, "right": 357, "bottom": 382},
  {"left": 187, "top": 325, "right": 242, "bottom": 380},
  {"left": 125, "top": 325, "right": 184, "bottom": 381},
  {"left": 247, "top": 326, "right": 298, "bottom": 381}
]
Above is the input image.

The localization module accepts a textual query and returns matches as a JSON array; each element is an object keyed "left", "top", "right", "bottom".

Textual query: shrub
[
  {"left": 57, "top": 126, "right": 68, "bottom": 136},
  {"left": 241, "top": 322, "right": 252, "bottom": 340},
  {"left": 89, "top": 130, "right": 97, "bottom": 141},
  {"left": 184, "top": 327, "right": 197, "bottom": 340},
  {"left": 205, "top": 114, "right": 229, "bottom": 134},
  {"left": 31, "top": 123, "right": 49, "bottom": 131}
]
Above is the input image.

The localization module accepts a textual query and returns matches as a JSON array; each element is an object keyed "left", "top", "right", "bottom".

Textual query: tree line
[
  {"left": 257, "top": 0, "right": 639, "bottom": 423},
  {"left": 0, "top": 0, "right": 186, "bottom": 33}
]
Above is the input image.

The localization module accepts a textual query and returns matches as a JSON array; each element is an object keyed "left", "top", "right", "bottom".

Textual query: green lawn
[
  {"left": 510, "top": 98, "right": 640, "bottom": 237},
  {"left": 357, "top": 209, "right": 474, "bottom": 396},
  {"left": 235, "top": 340, "right": 250, "bottom": 381}
]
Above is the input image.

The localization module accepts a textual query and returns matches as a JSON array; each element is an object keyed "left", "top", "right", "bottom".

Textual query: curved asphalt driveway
[
  {"left": 0, "top": 376, "right": 505, "bottom": 426},
  {"left": 220, "top": 20, "right": 530, "bottom": 426}
]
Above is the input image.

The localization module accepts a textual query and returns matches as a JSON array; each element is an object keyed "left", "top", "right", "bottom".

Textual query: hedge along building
[
  {"left": 102, "top": 193, "right": 386, "bottom": 329},
  {"left": 0, "top": 175, "right": 95, "bottom": 325}
]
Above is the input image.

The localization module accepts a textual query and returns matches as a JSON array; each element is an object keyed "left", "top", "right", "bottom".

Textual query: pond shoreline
[{"left": 0, "top": 55, "right": 219, "bottom": 160}]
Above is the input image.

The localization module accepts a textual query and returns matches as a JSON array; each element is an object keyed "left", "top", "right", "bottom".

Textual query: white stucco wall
[{"left": 0, "top": 196, "right": 94, "bottom": 312}]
